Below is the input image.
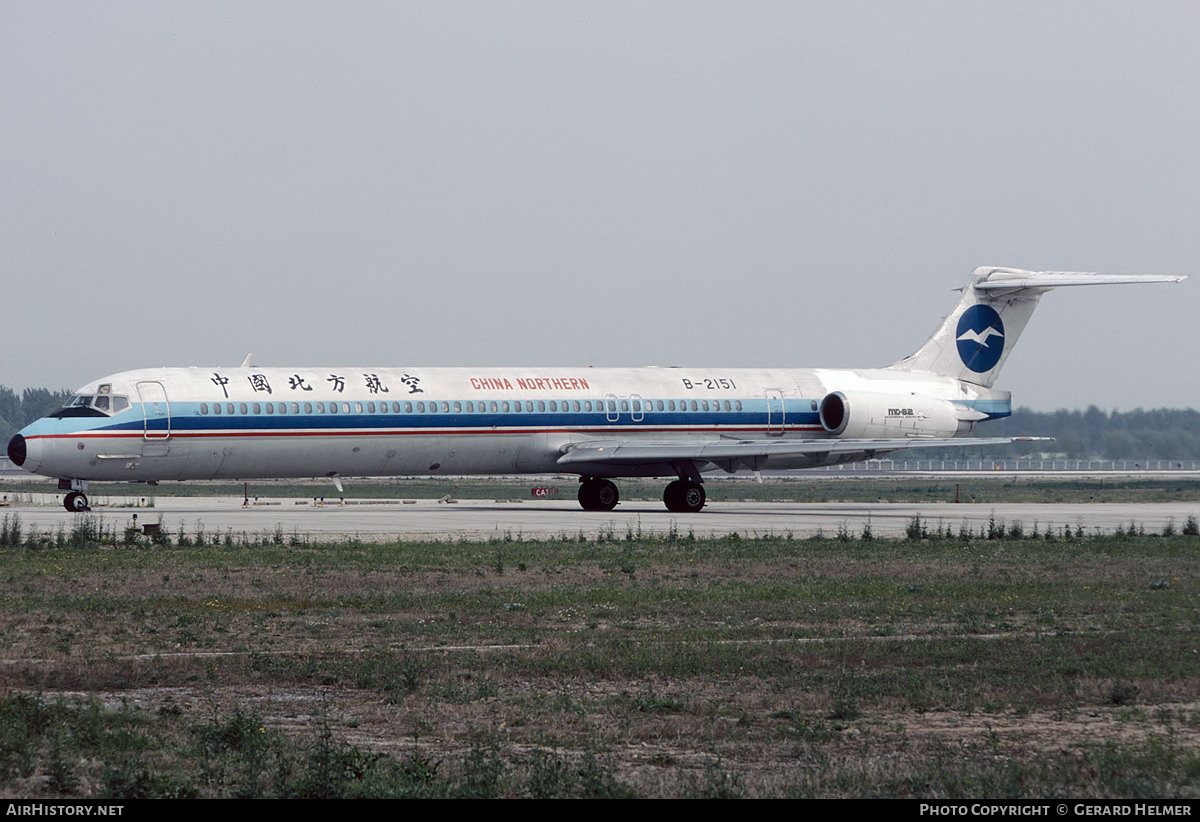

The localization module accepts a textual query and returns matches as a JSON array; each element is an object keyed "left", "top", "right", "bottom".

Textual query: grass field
[{"left": 0, "top": 512, "right": 1197, "bottom": 798}]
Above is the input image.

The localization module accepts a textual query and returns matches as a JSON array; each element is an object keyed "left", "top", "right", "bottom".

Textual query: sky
[{"left": 2, "top": 1, "right": 1197, "bottom": 411}]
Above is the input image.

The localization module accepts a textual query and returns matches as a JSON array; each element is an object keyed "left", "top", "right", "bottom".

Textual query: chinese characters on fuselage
[{"left": 208, "top": 372, "right": 424, "bottom": 399}]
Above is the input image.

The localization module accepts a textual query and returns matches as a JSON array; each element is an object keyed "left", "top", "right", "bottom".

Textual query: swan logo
[{"left": 955, "top": 305, "right": 1005, "bottom": 373}]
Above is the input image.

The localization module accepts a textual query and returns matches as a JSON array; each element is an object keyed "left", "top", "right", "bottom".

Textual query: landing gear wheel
[
  {"left": 63, "top": 491, "right": 89, "bottom": 512},
  {"left": 578, "top": 479, "right": 619, "bottom": 511},
  {"left": 664, "top": 480, "right": 706, "bottom": 513}
]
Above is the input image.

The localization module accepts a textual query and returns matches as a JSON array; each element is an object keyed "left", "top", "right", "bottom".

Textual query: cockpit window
[{"left": 52, "top": 392, "right": 130, "bottom": 418}]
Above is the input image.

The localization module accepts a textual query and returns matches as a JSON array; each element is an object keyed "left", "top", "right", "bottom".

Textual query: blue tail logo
[{"left": 955, "top": 304, "right": 1005, "bottom": 373}]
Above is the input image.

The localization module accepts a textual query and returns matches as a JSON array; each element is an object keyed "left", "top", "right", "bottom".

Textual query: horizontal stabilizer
[{"left": 974, "top": 271, "right": 1187, "bottom": 293}]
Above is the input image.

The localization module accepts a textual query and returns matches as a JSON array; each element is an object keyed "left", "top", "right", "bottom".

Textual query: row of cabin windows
[{"left": 197, "top": 398, "right": 750, "bottom": 417}]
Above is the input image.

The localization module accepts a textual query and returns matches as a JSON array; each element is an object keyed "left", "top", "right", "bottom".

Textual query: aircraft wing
[{"left": 557, "top": 436, "right": 1052, "bottom": 472}]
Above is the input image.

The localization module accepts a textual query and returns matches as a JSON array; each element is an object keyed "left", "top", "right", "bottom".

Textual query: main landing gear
[
  {"left": 578, "top": 478, "right": 619, "bottom": 511},
  {"left": 576, "top": 478, "right": 707, "bottom": 513},
  {"left": 663, "top": 479, "right": 706, "bottom": 513}
]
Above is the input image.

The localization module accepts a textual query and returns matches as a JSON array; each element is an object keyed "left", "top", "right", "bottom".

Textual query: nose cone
[
  {"left": 6, "top": 434, "right": 25, "bottom": 467},
  {"left": 7, "top": 432, "right": 42, "bottom": 474}
]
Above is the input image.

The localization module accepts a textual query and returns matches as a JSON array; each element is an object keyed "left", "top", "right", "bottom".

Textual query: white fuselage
[{"left": 10, "top": 364, "right": 1005, "bottom": 483}]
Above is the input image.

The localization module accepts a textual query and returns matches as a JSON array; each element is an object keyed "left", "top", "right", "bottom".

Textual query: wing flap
[{"left": 557, "top": 436, "right": 1052, "bottom": 468}]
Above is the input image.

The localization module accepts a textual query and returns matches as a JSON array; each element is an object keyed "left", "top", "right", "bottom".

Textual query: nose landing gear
[
  {"left": 59, "top": 480, "right": 91, "bottom": 512},
  {"left": 63, "top": 491, "right": 90, "bottom": 512}
]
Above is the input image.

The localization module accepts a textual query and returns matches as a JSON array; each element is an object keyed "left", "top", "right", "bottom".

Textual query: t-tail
[{"left": 888, "top": 266, "right": 1187, "bottom": 387}]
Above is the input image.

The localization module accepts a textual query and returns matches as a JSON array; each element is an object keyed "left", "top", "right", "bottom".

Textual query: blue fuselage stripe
[{"left": 26, "top": 400, "right": 826, "bottom": 438}]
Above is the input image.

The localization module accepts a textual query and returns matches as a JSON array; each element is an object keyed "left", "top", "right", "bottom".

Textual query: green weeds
[
  {"left": 0, "top": 694, "right": 642, "bottom": 798},
  {"left": 0, "top": 528, "right": 1196, "bottom": 797}
]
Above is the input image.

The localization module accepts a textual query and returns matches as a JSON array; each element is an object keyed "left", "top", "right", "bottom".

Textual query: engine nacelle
[{"left": 818, "top": 391, "right": 972, "bottom": 439}]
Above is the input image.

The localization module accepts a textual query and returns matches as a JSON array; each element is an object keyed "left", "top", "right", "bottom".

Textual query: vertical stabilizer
[{"left": 888, "top": 267, "right": 1186, "bottom": 387}]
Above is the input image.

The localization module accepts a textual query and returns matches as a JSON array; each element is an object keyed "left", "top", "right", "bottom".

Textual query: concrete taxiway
[{"left": 2, "top": 493, "right": 1197, "bottom": 541}]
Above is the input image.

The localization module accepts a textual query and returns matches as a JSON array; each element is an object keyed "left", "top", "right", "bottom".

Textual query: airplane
[{"left": 6, "top": 267, "right": 1185, "bottom": 514}]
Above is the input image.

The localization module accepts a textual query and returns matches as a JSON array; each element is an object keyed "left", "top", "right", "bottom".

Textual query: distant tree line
[
  {"left": 2, "top": 385, "right": 1198, "bottom": 460},
  {"left": 918, "top": 406, "right": 1200, "bottom": 460},
  {"left": 0, "top": 386, "right": 72, "bottom": 446}
]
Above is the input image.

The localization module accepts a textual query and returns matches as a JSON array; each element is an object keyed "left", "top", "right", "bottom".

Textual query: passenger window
[
  {"left": 265, "top": 403, "right": 274, "bottom": 415},
  {"left": 240, "top": 403, "right": 248, "bottom": 415},
  {"left": 227, "top": 403, "right": 235, "bottom": 415},
  {"left": 253, "top": 403, "right": 261, "bottom": 414},
  {"left": 200, "top": 403, "right": 208, "bottom": 415},
  {"left": 214, "top": 403, "right": 221, "bottom": 415},
  {"left": 305, "top": 402, "right": 313, "bottom": 414},
  {"left": 317, "top": 402, "right": 325, "bottom": 413},
  {"left": 278, "top": 403, "right": 287, "bottom": 415},
  {"left": 404, "top": 402, "right": 413, "bottom": 413},
  {"left": 453, "top": 402, "right": 462, "bottom": 413},
  {"left": 328, "top": 402, "right": 337, "bottom": 414}
]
